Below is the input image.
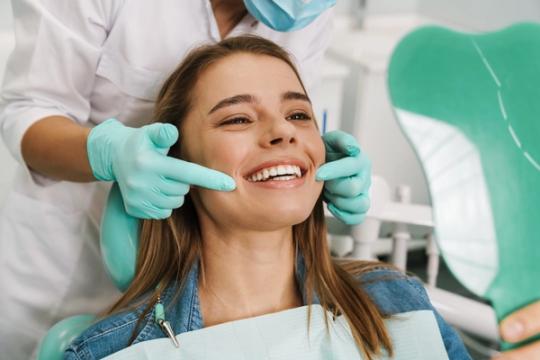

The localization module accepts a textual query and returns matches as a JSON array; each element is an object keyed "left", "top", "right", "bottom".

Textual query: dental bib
[{"left": 104, "top": 305, "right": 448, "bottom": 359}]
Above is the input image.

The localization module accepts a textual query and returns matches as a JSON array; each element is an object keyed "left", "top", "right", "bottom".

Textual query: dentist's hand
[
  {"left": 316, "top": 130, "right": 371, "bottom": 225},
  {"left": 87, "top": 118, "right": 236, "bottom": 219},
  {"left": 495, "top": 301, "right": 540, "bottom": 359}
]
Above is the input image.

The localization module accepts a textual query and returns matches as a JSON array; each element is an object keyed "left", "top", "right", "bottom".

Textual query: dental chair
[{"left": 386, "top": 22, "right": 540, "bottom": 351}]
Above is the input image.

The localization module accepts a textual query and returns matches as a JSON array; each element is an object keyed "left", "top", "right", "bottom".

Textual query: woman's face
[{"left": 181, "top": 53, "right": 325, "bottom": 231}]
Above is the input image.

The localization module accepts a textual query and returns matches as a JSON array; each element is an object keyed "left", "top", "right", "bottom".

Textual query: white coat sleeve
[{"left": 0, "top": 0, "right": 122, "bottom": 165}]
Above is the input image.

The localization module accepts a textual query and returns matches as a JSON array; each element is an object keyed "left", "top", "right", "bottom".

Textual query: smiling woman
[
  {"left": 176, "top": 50, "right": 325, "bottom": 232},
  {"left": 65, "top": 35, "right": 471, "bottom": 360}
]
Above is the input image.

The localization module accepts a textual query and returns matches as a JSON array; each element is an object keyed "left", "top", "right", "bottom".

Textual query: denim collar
[{"left": 132, "top": 252, "right": 319, "bottom": 344}]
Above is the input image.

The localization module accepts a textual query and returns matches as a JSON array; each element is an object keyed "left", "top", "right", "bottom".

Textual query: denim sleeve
[
  {"left": 404, "top": 277, "right": 472, "bottom": 360},
  {"left": 64, "top": 347, "right": 84, "bottom": 360},
  {"left": 361, "top": 270, "right": 472, "bottom": 360},
  {"left": 61, "top": 306, "right": 151, "bottom": 359}
]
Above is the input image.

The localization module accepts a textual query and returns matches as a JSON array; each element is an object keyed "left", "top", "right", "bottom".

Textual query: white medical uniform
[{"left": 0, "top": 0, "right": 333, "bottom": 359}]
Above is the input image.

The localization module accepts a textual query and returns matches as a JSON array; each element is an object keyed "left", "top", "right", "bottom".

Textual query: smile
[
  {"left": 247, "top": 164, "right": 302, "bottom": 182},
  {"left": 243, "top": 159, "right": 308, "bottom": 188}
]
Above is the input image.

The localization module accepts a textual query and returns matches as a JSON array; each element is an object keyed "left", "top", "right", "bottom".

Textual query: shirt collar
[{"left": 134, "top": 251, "right": 319, "bottom": 342}]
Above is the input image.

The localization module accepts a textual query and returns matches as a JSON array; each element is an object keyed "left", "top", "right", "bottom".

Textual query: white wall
[
  {"left": 366, "top": 0, "right": 418, "bottom": 15},
  {"left": 417, "top": 0, "right": 540, "bottom": 31},
  {"left": 336, "top": 0, "right": 419, "bottom": 16},
  {"left": 0, "top": 1, "right": 13, "bottom": 31}
]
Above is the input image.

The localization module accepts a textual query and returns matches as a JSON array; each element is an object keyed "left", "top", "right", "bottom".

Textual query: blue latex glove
[
  {"left": 316, "top": 130, "right": 371, "bottom": 225},
  {"left": 87, "top": 118, "right": 236, "bottom": 219}
]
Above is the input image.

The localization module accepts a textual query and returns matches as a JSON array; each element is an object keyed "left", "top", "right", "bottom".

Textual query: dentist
[{"left": 0, "top": 1, "right": 371, "bottom": 359}]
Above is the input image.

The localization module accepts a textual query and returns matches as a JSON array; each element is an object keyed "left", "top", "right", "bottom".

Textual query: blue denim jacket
[{"left": 65, "top": 257, "right": 471, "bottom": 359}]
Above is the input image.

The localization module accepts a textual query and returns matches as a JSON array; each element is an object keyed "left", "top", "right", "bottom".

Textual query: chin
[
  {"left": 261, "top": 206, "right": 313, "bottom": 228},
  {"left": 253, "top": 191, "right": 321, "bottom": 226}
]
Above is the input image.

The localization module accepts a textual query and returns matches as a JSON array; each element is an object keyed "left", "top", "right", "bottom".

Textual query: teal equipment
[
  {"left": 36, "top": 315, "right": 96, "bottom": 360},
  {"left": 243, "top": 0, "right": 336, "bottom": 32},
  {"left": 100, "top": 183, "right": 139, "bottom": 291},
  {"left": 87, "top": 118, "right": 236, "bottom": 219},
  {"left": 102, "top": 306, "right": 448, "bottom": 360},
  {"left": 388, "top": 23, "right": 540, "bottom": 350}
]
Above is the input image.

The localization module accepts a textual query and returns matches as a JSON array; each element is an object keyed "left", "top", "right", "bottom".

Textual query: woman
[
  {"left": 0, "top": 1, "right": 370, "bottom": 358},
  {"left": 65, "top": 35, "right": 470, "bottom": 359}
]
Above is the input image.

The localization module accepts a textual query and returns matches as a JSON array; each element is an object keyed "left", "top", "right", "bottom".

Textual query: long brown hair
[{"left": 108, "top": 35, "right": 394, "bottom": 359}]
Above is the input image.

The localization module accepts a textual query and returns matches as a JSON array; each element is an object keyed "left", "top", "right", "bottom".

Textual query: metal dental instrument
[{"left": 155, "top": 295, "right": 180, "bottom": 348}]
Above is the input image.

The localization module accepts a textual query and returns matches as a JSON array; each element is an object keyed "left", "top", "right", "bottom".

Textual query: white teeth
[
  {"left": 273, "top": 175, "right": 296, "bottom": 181},
  {"left": 247, "top": 164, "right": 303, "bottom": 182},
  {"left": 286, "top": 165, "right": 294, "bottom": 175}
]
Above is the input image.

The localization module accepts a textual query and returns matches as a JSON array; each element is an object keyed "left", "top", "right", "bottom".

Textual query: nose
[{"left": 261, "top": 115, "right": 297, "bottom": 148}]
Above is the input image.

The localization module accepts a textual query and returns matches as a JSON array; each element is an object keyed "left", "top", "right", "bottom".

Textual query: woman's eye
[
  {"left": 287, "top": 112, "right": 312, "bottom": 121},
  {"left": 221, "top": 117, "right": 251, "bottom": 126}
]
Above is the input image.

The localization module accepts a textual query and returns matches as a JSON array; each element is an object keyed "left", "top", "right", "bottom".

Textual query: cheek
[
  {"left": 300, "top": 128, "right": 325, "bottom": 199},
  {"left": 187, "top": 136, "right": 246, "bottom": 223},
  {"left": 187, "top": 134, "right": 250, "bottom": 214},
  {"left": 182, "top": 130, "right": 246, "bottom": 175},
  {"left": 201, "top": 136, "right": 248, "bottom": 175},
  {"left": 304, "top": 128, "right": 326, "bottom": 168}
]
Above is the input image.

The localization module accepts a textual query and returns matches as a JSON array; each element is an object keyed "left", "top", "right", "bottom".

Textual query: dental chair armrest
[{"left": 37, "top": 314, "right": 96, "bottom": 360}]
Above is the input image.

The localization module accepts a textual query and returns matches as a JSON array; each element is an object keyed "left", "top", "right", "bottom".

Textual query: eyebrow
[
  {"left": 282, "top": 91, "right": 311, "bottom": 104},
  {"left": 208, "top": 94, "right": 256, "bottom": 115},
  {"left": 208, "top": 91, "right": 311, "bottom": 115}
]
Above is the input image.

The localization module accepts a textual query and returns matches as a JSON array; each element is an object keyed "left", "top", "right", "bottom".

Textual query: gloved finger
[
  {"left": 124, "top": 200, "right": 172, "bottom": 220},
  {"left": 325, "top": 151, "right": 345, "bottom": 163},
  {"left": 145, "top": 123, "right": 179, "bottom": 150},
  {"left": 324, "top": 174, "right": 370, "bottom": 197},
  {"left": 157, "top": 157, "right": 236, "bottom": 191},
  {"left": 152, "top": 178, "right": 190, "bottom": 197},
  {"left": 144, "top": 192, "right": 185, "bottom": 210},
  {"left": 324, "top": 191, "right": 370, "bottom": 215},
  {"left": 316, "top": 154, "right": 370, "bottom": 181},
  {"left": 322, "top": 130, "right": 360, "bottom": 156},
  {"left": 138, "top": 200, "right": 173, "bottom": 220},
  {"left": 327, "top": 203, "right": 366, "bottom": 226}
]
